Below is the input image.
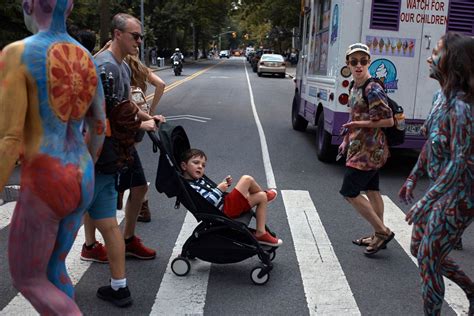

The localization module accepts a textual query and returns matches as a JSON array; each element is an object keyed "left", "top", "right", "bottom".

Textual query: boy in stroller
[{"left": 180, "top": 148, "right": 283, "bottom": 247}]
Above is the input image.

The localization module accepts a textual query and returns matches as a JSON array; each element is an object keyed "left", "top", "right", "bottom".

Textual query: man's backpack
[{"left": 349, "top": 78, "right": 406, "bottom": 146}]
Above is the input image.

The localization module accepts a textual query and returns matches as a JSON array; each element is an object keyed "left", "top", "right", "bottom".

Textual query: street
[{"left": 0, "top": 57, "right": 472, "bottom": 315}]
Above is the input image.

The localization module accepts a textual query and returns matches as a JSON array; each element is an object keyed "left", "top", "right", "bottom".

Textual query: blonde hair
[{"left": 125, "top": 54, "right": 150, "bottom": 92}]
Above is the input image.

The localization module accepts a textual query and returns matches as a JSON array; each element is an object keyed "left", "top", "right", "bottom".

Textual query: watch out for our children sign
[{"left": 400, "top": 0, "right": 448, "bottom": 25}]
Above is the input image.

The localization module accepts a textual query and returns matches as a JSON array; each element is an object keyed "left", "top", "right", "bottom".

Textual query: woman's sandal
[{"left": 364, "top": 230, "right": 395, "bottom": 256}]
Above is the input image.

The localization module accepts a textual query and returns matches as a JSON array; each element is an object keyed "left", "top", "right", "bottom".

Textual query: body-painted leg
[
  {"left": 47, "top": 207, "right": 86, "bottom": 298},
  {"left": 417, "top": 208, "right": 473, "bottom": 315},
  {"left": 8, "top": 189, "right": 81, "bottom": 315}
]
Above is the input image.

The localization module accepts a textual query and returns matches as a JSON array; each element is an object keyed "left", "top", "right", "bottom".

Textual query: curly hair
[
  {"left": 439, "top": 32, "right": 474, "bottom": 103},
  {"left": 125, "top": 54, "right": 150, "bottom": 92}
]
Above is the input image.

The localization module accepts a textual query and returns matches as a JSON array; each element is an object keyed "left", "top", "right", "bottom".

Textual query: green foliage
[{"left": 0, "top": 0, "right": 298, "bottom": 54}]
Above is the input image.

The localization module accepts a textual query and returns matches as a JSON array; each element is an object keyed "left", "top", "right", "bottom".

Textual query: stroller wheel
[
  {"left": 250, "top": 267, "right": 270, "bottom": 285},
  {"left": 171, "top": 257, "right": 191, "bottom": 276}
]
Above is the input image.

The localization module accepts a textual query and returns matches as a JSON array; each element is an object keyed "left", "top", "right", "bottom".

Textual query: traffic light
[{"left": 232, "top": 32, "right": 237, "bottom": 38}]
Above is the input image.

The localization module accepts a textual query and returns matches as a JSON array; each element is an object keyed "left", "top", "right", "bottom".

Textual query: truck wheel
[
  {"left": 257, "top": 72, "right": 262, "bottom": 77},
  {"left": 315, "top": 112, "right": 336, "bottom": 162},
  {"left": 291, "top": 94, "right": 308, "bottom": 131}
]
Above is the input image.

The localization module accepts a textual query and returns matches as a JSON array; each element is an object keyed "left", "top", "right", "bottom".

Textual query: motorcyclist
[{"left": 171, "top": 48, "right": 184, "bottom": 62}]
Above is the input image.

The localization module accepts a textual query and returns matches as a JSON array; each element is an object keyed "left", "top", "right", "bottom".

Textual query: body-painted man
[
  {"left": 0, "top": 0, "right": 106, "bottom": 314},
  {"left": 399, "top": 32, "right": 474, "bottom": 316}
]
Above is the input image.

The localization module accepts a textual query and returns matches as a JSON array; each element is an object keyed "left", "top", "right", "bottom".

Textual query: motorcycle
[{"left": 172, "top": 55, "right": 182, "bottom": 76}]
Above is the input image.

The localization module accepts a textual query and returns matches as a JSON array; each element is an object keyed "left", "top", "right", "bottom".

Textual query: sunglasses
[
  {"left": 349, "top": 58, "right": 369, "bottom": 66},
  {"left": 126, "top": 32, "right": 144, "bottom": 41}
]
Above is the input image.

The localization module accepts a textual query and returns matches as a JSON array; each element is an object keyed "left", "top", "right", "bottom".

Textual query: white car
[
  {"left": 257, "top": 54, "right": 286, "bottom": 78},
  {"left": 219, "top": 50, "right": 230, "bottom": 59}
]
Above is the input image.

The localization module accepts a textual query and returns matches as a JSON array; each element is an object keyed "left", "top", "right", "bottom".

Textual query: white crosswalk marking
[
  {"left": 0, "top": 191, "right": 129, "bottom": 315},
  {"left": 382, "top": 196, "right": 469, "bottom": 315},
  {"left": 0, "top": 191, "right": 470, "bottom": 315},
  {"left": 282, "top": 190, "right": 361, "bottom": 315},
  {"left": 150, "top": 212, "right": 211, "bottom": 315}
]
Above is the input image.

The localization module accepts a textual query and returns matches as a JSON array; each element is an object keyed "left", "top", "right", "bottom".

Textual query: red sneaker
[
  {"left": 80, "top": 241, "right": 108, "bottom": 263},
  {"left": 255, "top": 232, "right": 283, "bottom": 247},
  {"left": 265, "top": 189, "right": 278, "bottom": 204},
  {"left": 125, "top": 236, "right": 156, "bottom": 260}
]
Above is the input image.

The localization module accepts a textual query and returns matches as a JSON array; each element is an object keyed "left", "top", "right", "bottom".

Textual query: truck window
[
  {"left": 370, "top": 0, "right": 401, "bottom": 31},
  {"left": 309, "top": 0, "right": 331, "bottom": 76},
  {"left": 447, "top": 0, "right": 474, "bottom": 36}
]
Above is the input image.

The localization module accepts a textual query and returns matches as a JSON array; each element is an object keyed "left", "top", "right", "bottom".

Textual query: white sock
[{"left": 110, "top": 278, "right": 127, "bottom": 291}]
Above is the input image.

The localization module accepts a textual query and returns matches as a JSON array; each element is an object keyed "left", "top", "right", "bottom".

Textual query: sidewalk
[{"left": 286, "top": 65, "right": 296, "bottom": 79}]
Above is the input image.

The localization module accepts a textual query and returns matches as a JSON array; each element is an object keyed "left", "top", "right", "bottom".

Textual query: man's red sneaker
[
  {"left": 125, "top": 236, "right": 156, "bottom": 260},
  {"left": 265, "top": 189, "right": 278, "bottom": 204},
  {"left": 80, "top": 241, "right": 109, "bottom": 263},
  {"left": 255, "top": 232, "right": 283, "bottom": 247}
]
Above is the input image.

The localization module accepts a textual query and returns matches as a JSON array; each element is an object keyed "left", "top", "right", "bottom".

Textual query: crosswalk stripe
[
  {"left": 382, "top": 196, "right": 469, "bottom": 315},
  {"left": 0, "top": 202, "right": 15, "bottom": 230},
  {"left": 0, "top": 191, "right": 129, "bottom": 315},
  {"left": 150, "top": 212, "right": 211, "bottom": 315},
  {"left": 282, "top": 190, "right": 361, "bottom": 315}
]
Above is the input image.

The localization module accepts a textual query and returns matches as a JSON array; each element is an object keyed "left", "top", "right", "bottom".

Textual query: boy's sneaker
[
  {"left": 255, "top": 232, "right": 283, "bottom": 247},
  {"left": 265, "top": 189, "right": 278, "bottom": 204},
  {"left": 80, "top": 241, "right": 108, "bottom": 263},
  {"left": 125, "top": 236, "right": 156, "bottom": 259},
  {"left": 97, "top": 285, "right": 133, "bottom": 307}
]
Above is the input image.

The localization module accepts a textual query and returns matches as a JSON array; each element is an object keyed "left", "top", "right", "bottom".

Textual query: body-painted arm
[
  {"left": 85, "top": 77, "right": 106, "bottom": 163},
  {"left": 0, "top": 43, "right": 28, "bottom": 188}
]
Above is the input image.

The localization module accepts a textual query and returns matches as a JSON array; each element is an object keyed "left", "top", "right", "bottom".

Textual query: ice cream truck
[{"left": 291, "top": 0, "right": 474, "bottom": 162}]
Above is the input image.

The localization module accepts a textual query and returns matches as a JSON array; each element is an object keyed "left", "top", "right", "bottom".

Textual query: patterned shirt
[
  {"left": 408, "top": 90, "right": 473, "bottom": 216},
  {"left": 189, "top": 177, "right": 224, "bottom": 209},
  {"left": 346, "top": 80, "right": 393, "bottom": 170}
]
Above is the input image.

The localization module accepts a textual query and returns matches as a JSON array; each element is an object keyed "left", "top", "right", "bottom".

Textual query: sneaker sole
[
  {"left": 97, "top": 292, "right": 133, "bottom": 307},
  {"left": 125, "top": 252, "right": 156, "bottom": 260},
  {"left": 257, "top": 240, "right": 283, "bottom": 247},
  {"left": 80, "top": 256, "right": 109, "bottom": 264}
]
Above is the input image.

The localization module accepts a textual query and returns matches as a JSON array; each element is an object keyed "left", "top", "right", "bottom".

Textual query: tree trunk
[{"left": 99, "top": 0, "right": 110, "bottom": 47}]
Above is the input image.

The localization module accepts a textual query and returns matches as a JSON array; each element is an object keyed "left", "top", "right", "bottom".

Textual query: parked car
[
  {"left": 257, "top": 54, "right": 286, "bottom": 78},
  {"left": 219, "top": 50, "right": 230, "bottom": 58},
  {"left": 250, "top": 49, "right": 273, "bottom": 72}
]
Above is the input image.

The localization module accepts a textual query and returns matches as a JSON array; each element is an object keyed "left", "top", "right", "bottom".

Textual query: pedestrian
[
  {"left": 339, "top": 43, "right": 395, "bottom": 256},
  {"left": 398, "top": 32, "right": 474, "bottom": 316},
  {"left": 180, "top": 148, "right": 282, "bottom": 247},
  {"left": 83, "top": 12, "right": 158, "bottom": 307},
  {"left": 0, "top": 0, "right": 106, "bottom": 314}
]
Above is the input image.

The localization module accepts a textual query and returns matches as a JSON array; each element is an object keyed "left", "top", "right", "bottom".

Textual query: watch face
[{"left": 341, "top": 66, "right": 351, "bottom": 78}]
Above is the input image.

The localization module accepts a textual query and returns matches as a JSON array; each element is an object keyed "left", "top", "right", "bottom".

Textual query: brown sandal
[
  {"left": 352, "top": 235, "right": 373, "bottom": 247},
  {"left": 364, "top": 230, "right": 395, "bottom": 256}
]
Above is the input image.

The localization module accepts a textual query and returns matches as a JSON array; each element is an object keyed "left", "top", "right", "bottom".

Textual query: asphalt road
[{"left": 0, "top": 57, "right": 472, "bottom": 315}]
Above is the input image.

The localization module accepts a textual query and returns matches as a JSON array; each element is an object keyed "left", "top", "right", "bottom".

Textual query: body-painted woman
[
  {"left": 399, "top": 32, "right": 474, "bottom": 316},
  {"left": 0, "top": 0, "right": 106, "bottom": 314}
]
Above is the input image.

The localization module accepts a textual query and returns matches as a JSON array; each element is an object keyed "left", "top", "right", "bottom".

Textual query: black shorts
[
  {"left": 116, "top": 148, "right": 147, "bottom": 192},
  {"left": 339, "top": 167, "right": 380, "bottom": 198}
]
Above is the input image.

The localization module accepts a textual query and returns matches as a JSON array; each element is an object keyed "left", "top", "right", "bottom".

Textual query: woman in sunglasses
[
  {"left": 339, "top": 43, "right": 395, "bottom": 256},
  {"left": 398, "top": 32, "right": 474, "bottom": 316}
]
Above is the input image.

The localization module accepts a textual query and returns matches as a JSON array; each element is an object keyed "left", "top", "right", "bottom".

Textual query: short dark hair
[
  {"left": 439, "top": 32, "right": 474, "bottom": 103},
  {"left": 181, "top": 148, "right": 207, "bottom": 164},
  {"left": 110, "top": 13, "right": 141, "bottom": 39},
  {"left": 76, "top": 29, "right": 96, "bottom": 53}
]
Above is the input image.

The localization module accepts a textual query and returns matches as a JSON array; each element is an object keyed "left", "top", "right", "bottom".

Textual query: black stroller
[{"left": 148, "top": 123, "right": 278, "bottom": 285}]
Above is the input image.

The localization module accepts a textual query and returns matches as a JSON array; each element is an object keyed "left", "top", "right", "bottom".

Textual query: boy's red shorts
[{"left": 223, "top": 189, "right": 251, "bottom": 218}]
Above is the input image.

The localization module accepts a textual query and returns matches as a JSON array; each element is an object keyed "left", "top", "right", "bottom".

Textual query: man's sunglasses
[
  {"left": 349, "top": 58, "right": 369, "bottom": 66},
  {"left": 126, "top": 32, "right": 144, "bottom": 41}
]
